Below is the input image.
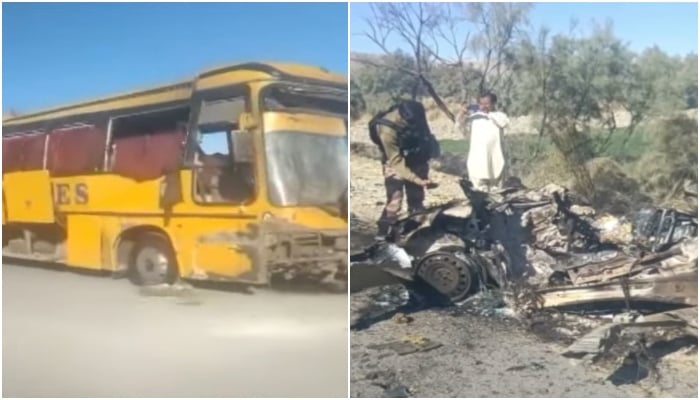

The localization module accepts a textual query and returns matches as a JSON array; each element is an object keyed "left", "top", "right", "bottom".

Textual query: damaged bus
[{"left": 2, "top": 62, "right": 348, "bottom": 289}]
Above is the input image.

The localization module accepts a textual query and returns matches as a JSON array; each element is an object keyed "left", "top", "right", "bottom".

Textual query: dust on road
[{"left": 2, "top": 262, "right": 348, "bottom": 398}]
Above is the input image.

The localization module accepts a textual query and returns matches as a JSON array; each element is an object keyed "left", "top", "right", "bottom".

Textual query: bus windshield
[
  {"left": 261, "top": 82, "right": 347, "bottom": 208},
  {"left": 264, "top": 131, "right": 347, "bottom": 207},
  {"left": 262, "top": 82, "right": 346, "bottom": 117}
]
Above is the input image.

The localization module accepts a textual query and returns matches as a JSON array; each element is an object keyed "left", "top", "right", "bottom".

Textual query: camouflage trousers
[{"left": 377, "top": 162, "right": 429, "bottom": 236}]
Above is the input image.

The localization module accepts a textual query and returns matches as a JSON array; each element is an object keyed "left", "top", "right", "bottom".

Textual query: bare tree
[
  {"left": 433, "top": 3, "right": 472, "bottom": 101},
  {"left": 356, "top": 3, "right": 534, "bottom": 120},
  {"left": 357, "top": 2, "right": 456, "bottom": 121},
  {"left": 466, "top": 2, "right": 532, "bottom": 109}
]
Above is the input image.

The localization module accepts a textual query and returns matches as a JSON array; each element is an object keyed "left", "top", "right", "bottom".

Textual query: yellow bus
[{"left": 2, "top": 62, "right": 348, "bottom": 290}]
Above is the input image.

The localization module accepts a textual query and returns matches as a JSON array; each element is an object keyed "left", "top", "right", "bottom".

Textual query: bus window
[
  {"left": 198, "top": 130, "right": 229, "bottom": 156},
  {"left": 48, "top": 125, "right": 107, "bottom": 176},
  {"left": 3, "top": 132, "right": 47, "bottom": 172},
  {"left": 194, "top": 128, "right": 254, "bottom": 204},
  {"left": 192, "top": 95, "right": 254, "bottom": 204},
  {"left": 109, "top": 107, "right": 188, "bottom": 181}
]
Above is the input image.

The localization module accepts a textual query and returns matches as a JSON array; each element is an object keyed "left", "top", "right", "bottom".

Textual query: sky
[
  {"left": 351, "top": 2, "right": 698, "bottom": 57},
  {"left": 2, "top": 2, "right": 348, "bottom": 112}
]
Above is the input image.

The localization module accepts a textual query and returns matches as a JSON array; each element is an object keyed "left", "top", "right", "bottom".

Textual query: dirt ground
[
  {"left": 2, "top": 261, "right": 348, "bottom": 398},
  {"left": 349, "top": 135, "right": 698, "bottom": 398}
]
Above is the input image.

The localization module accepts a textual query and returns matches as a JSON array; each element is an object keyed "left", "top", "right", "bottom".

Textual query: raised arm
[{"left": 488, "top": 111, "right": 510, "bottom": 129}]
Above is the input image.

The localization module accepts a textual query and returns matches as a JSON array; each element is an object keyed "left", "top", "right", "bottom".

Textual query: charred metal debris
[{"left": 351, "top": 177, "right": 697, "bottom": 369}]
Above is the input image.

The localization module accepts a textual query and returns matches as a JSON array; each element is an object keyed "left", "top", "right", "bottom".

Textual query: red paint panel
[
  {"left": 2, "top": 133, "right": 47, "bottom": 172},
  {"left": 111, "top": 129, "right": 185, "bottom": 181},
  {"left": 47, "top": 126, "right": 106, "bottom": 176}
]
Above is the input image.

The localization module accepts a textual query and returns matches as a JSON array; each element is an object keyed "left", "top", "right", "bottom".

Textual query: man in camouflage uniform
[{"left": 369, "top": 100, "right": 440, "bottom": 238}]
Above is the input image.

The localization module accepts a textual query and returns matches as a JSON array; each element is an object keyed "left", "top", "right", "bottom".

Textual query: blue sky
[
  {"left": 351, "top": 2, "right": 698, "bottom": 57},
  {"left": 3, "top": 2, "right": 348, "bottom": 112}
]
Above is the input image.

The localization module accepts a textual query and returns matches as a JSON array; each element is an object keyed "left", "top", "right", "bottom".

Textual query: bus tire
[{"left": 129, "top": 233, "right": 178, "bottom": 286}]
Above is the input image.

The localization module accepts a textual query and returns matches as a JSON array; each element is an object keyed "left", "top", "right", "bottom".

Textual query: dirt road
[
  {"left": 349, "top": 146, "right": 697, "bottom": 398},
  {"left": 2, "top": 261, "right": 348, "bottom": 398},
  {"left": 351, "top": 283, "right": 698, "bottom": 398}
]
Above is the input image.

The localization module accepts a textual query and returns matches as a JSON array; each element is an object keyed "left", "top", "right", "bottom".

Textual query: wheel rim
[
  {"left": 416, "top": 252, "right": 473, "bottom": 302},
  {"left": 135, "top": 247, "right": 170, "bottom": 284}
]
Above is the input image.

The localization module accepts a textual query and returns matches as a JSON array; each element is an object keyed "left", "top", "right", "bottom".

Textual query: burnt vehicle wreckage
[{"left": 351, "top": 177, "right": 698, "bottom": 357}]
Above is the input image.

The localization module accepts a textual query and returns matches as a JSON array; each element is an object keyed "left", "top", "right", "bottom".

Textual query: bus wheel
[{"left": 130, "top": 233, "right": 178, "bottom": 286}]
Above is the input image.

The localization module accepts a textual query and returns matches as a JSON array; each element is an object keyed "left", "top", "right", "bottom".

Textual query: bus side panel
[
  {"left": 3, "top": 170, "right": 56, "bottom": 224},
  {"left": 53, "top": 175, "right": 162, "bottom": 214},
  {"left": 173, "top": 218, "right": 258, "bottom": 282},
  {"left": 191, "top": 241, "right": 255, "bottom": 280},
  {"left": 99, "top": 217, "right": 124, "bottom": 271},
  {"left": 65, "top": 214, "right": 104, "bottom": 270}
]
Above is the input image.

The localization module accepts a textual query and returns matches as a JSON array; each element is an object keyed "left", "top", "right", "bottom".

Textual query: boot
[{"left": 376, "top": 220, "right": 391, "bottom": 241}]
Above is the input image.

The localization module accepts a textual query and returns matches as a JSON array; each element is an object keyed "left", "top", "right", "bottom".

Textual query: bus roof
[{"left": 3, "top": 61, "right": 346, "bottom": 128}]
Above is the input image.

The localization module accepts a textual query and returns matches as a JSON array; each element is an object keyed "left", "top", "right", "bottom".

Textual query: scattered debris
[
  {"left": 137, "top": 281, "right": 205, "bottom": 305},
  {"left": 362, "top": 368, "right": 413, "bottom": 397},
  {"left": 505, "top": 361, "right": 546, "bottom": 372},
  {"left": 138, "top": 281, "right": 195, "bottom": 297},
  {"left": 392, "top": 312, "right": 414, "bottom": 324},
  {"left": 351, "top": 176, "right": 698, "bottom": 382},
  {"left": 383, "top": 385, "right": 411, "bottom": 398},
  {"left": 368, "top": 335, "right": 443, "bottom": 356}
]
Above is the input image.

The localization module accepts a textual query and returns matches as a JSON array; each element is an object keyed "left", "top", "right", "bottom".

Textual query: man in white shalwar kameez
[{"left": 455, "top": 92, "right": 510, "bottom": 192}]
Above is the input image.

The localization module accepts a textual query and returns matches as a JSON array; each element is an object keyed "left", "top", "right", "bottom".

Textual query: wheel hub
[
  {"left": 135, "top": 248, "right": 169, "bottom": 284},
  {"left": 415, "top": 251, "right": 474, "bottom": 303}
]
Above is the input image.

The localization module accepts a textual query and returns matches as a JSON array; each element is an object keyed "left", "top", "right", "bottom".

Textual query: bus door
[{"left": 186, "top": 93, "right": 264, "bottom": 284}]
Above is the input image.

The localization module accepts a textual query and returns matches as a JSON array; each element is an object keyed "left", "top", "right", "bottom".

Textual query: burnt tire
[
  {"left": 129, "top": 233, "right": 178, "bottom": 286},
  {"left": 414, "top": 251, "right": 476, "bottom": 303}
]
